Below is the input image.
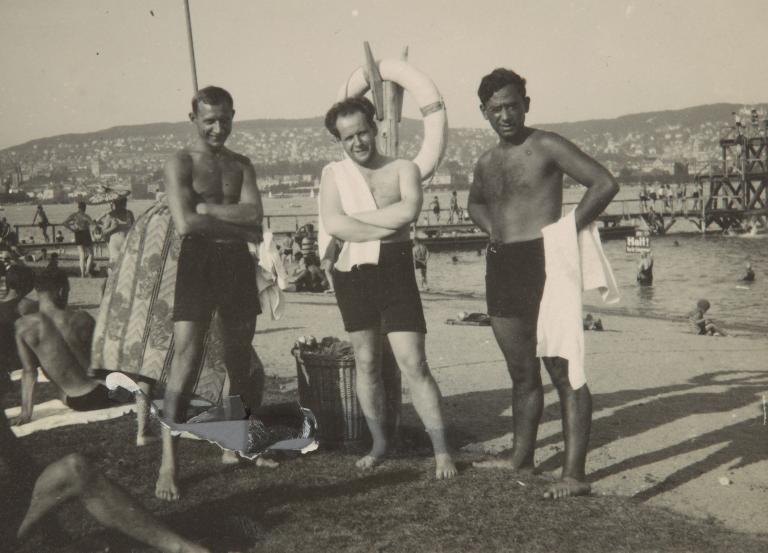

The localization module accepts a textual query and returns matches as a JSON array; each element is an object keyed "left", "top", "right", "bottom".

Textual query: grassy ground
[{"left": 3, "top": 379, "right": 768, "bottom": 553}]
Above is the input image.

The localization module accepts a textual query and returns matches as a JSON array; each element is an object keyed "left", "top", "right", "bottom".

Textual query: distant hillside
[
  {"left": 0, "top": 117, "right": 427, "bottom": 156},
  {"left": 2, "top": 103, "right": 766, "bottom": 182},
  {"left": 539, "top": 103, "right": 759, "bottom": 138}
]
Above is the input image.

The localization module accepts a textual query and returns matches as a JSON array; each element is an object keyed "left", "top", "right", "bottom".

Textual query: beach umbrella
[{"left": 88, "top": 185, "right": 131, "bottom": 205}]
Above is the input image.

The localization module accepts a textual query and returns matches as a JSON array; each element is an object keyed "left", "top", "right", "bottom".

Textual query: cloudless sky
[{"left": 1, "top": 0, "right": 767, "bottom": 149}]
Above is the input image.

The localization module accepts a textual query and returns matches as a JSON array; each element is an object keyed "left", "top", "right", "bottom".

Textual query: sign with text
[{"left": 626, "top": 230, "right": 651, "bottom": 253}]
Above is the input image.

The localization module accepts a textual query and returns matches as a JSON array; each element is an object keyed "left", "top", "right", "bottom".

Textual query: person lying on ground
[{"left": 0, "top": 397, "right": 209, "bottom": 553}]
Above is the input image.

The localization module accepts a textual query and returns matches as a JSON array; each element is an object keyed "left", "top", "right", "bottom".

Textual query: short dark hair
[
  {"left": 192, "top": 86, "right": 234, "bottom": 114},
  {"left": 6, "top": 264, "right": 34, "bottom": 296},
  {"left": 324, "top": 97, "right": 377, "bottom": 140},
  {"left": 77, "top": 201, "right": 87, "bottom": 210},
  {"left": 478, "top": 68, "right": 527, "bottom": 105},
  {"left": 34, "top": 267, "right": 66, "bottom": 295}
]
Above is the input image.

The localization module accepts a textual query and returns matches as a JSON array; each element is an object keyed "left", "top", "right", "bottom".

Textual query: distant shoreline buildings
[{"left": 1, "top": 104, "right": 766, "bottom": 202}]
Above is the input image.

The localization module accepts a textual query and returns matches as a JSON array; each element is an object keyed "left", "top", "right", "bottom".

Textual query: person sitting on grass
[
  {"left": 11, "top": 269, "right": 125, "bottom": 425},
  {"left": 687, "top": 299, "right": 727, "bottom": 337},
  {"left": 1, "top": 264, "right": 38, "bottom": 383}
]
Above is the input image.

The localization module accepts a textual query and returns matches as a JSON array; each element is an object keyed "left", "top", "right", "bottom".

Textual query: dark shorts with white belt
[
  {"left": 485, "top": 238, "right": 546, "bottom": 319},
  {"left": 173, "top": 235, "right": 261, "bottom": 322},
  {"left": 333, "top": 241, "right": 426, "bottom": 334}
]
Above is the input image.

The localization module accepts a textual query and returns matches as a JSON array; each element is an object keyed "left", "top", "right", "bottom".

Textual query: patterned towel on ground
[{"left": 91, "top": 199, "right": 263, "bottom": 406}]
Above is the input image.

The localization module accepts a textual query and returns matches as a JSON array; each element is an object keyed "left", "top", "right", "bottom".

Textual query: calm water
[{"left": 3, "top": 188, "right": 766, "bottom": 331}]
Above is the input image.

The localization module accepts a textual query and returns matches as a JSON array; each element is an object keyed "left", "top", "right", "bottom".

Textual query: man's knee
[
  {"left": 354, "top": 348, "right": 379, "bottom": 375},
  {"left": 508, "top": 360, "right": 543, "bottom": 391},
  {"left": 56, "top": 453, "right": 94, "bottom": 491},
  {"left": 543, "top": 358, "right": 572, "bottom": 390},
  {"left": 395, "top": 352, "right": 429, "bottom": 381}
]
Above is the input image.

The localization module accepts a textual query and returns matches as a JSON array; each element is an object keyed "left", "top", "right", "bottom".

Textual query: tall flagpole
[{"left": 183, "top": 0, "right": 199, "bottom": 93}]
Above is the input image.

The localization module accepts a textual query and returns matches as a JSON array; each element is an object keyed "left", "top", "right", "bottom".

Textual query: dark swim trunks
[
  {"left": 485, "top": 238, "right": 546, "bottom": 319},
  {"left": 172, "top": 235, "right": 261, "bottom": 322},
  {"left": 414, "top": 260, "right": 427, "bottom": 271},
  {"left": 333, "top": 241, "right": 427, "bottom": 334},
  {"left": 65, "top": 383, "right": 120, "bottom": 411},
  {"left": 74, "top": 230, "right": 92, "bottom": 247}
]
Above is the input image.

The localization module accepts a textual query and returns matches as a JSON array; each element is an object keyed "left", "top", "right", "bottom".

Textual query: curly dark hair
[
  {"left": 324, "top": 96, "right": 377, "bottom": 140},
  {"left": 477, "top": 68, "right": 527, "bottom": 105},
  {"left": 34, "top": 267, "right": 66, "bottom": 295},
  {"left": 192, "top": 86, "right": 234, "bottom": 114},
  {"left": 6, "top": 264, "right": 35, "bottom": 296}
]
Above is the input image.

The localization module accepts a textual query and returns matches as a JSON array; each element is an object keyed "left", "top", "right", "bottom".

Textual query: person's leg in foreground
[{"left": 18, "top": 453, "right": 210, "bottom": 553}]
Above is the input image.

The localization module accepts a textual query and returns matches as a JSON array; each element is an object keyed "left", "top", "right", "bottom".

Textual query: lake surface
[{"left": 2, "top": 186, "right": 765, "bottom": 331}]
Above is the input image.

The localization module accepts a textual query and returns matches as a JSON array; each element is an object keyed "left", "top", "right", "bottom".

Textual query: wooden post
[
  {"left": 380, "top": 47, "right": 408, "bottom": 157},
  {"left": 361, "top": 43, "right": 410, "bottom": 443},
  {"left": 183, "top": 0, "right": 199, "bottom": 94}
]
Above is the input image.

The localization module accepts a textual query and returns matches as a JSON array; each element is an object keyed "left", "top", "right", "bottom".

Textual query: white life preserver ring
[{"left": 337, "top": 59, "right": 448, "bottom": 181}]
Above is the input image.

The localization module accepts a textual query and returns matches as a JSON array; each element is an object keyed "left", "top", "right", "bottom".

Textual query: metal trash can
[{"left": 293, "top": 336, "right": 401, "bottom": 444}]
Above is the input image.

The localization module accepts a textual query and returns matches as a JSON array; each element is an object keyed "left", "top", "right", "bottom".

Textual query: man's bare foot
[
  {"left": 435, "top": 453, "right": 458, "bottom": 479},
  {"left": 136, "top": 434, "right": 159, "bottom": 447},
  {"left": 543, "top": 477, "right": 591, "bottom": 499},
  {"left": 255, "top": 456, "right": 279, "bottom": 468},
  {"left": 155, "top": 470, "right": 180, "bottom": 501},
  {"left": 472, "top": 457, "right": 534, "bottom": 474},
  {"left": 356, "top": 454, "right": 385, "bottom": 470}
]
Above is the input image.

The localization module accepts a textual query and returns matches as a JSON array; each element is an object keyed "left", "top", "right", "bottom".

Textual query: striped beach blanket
[{"left": 91, "top": 199, "right": 261, "bottom": 405}]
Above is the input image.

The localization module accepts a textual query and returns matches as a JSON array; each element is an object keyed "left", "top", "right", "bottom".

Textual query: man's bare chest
[
  {"left": 483, "top": 152, "right": 554, "bottom": 200},
  {"left": 191, "top": 159, "right": 243, "bottom": 203},
  {"left": 360, "top": 170, "right": 401, "bottom": 207}
]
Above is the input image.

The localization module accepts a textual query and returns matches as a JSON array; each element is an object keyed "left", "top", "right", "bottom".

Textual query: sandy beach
[
  {"left": 3, "top": 276, "right": 768, "bottom": 552},
  {"left": 50, "top": 277, "right": 768, "bottom": 536}
]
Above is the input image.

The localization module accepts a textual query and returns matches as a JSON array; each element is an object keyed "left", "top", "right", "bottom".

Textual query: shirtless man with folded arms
[
  {"left": 157, "top": 85, "right": 275, "bottom": 501},
  {"left": 320, "top": 97, "right": 456, "bottom": 479}
]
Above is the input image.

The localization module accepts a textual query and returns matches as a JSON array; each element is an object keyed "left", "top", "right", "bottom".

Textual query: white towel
[
  {"left": 536, "top": 210, "right": 620, "bottom": 389},
  {"left": 251, "top": 231, "right": 287, "bottom": 320},
  {"left": 7, "top": 399, "right": 135, "bottom": 438},
  {"left": 317, "top": 158, "right": 380, "bottom": 272}
]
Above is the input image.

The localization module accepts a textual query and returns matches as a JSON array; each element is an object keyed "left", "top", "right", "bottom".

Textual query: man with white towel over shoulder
[
  {"left": 468, "top": 68, "right": 619, "bottom": 499},
  {"left": 318, "top": 97, "right": 457, "bottom": 479}
]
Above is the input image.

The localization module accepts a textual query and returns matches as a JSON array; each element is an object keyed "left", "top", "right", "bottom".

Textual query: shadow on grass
[
  {"left": 439, "top": 366, "right": 766, "bottom": 500},
  {"left": 164, "top": 466, "right": 423, "bottom": 550},
  {"left": 449, "top": 368, "right": 767, "bottom": 501}
]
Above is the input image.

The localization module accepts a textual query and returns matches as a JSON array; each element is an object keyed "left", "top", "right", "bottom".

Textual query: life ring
[{"left": 337, "top": 59, "right": 448, "bottom": 181}]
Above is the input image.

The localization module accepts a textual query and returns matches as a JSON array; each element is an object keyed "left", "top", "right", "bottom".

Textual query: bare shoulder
[
  {"left": 476, "top": 148, "right": 495, "bottom": 170},
  {"left": 166, "top": 149, "right": 193, "bottom": 171},
  {"left": 227, "top": 149, "right": 254, "bottom": 170},
  {"left": 15, "top": 312, "right": 41, "bottom": 338},
  {"left": 394, "top": 158, "right": 419, "bottom": 175},
  {"left": 532, "top": 129, "right": 576, "bottom": 153}
]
